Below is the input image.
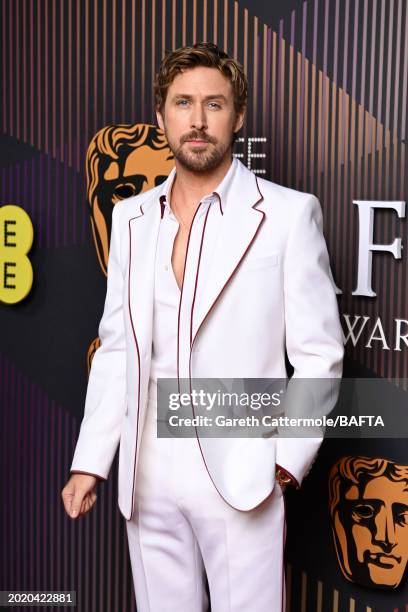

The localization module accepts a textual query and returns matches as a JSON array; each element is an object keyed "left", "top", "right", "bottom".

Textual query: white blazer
[{"left": 70, "top": 158, "right": 344, "bottom": 521}]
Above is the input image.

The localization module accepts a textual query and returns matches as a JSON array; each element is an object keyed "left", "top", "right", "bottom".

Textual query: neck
[{"left": 169, "top": 153, "right": 233, "bottom": 213}]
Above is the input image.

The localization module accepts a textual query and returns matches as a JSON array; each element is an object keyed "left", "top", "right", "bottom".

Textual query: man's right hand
[{"left": 61, "top": 474, "right": 99, "bottom": 519}]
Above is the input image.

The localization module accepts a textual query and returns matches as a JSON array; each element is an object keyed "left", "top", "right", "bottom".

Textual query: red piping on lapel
[
  {"left": 159, "top": 194, "right": 166, "bottom": 219},
  {"left": 190, "top": 206, "right": 211, "bottom": 347},
  {"left": 128, "top": 213, "right": 142, "bottom": 521},
  {"left": 188, "top": 176, "right": 282, "bottom": 513},
  {"left": 212, "top": 191, "right": 224, "bottom": 215},
  {"left": 281, "top": 492, "right": 287, "bottom": 612},
  {"left": 190, "top": 176, "right": 265, "bottom": 352}
]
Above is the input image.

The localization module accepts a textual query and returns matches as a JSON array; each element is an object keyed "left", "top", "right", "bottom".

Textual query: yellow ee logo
[{"left": 0, "top": 205, "right": 34, "bottom": 304}]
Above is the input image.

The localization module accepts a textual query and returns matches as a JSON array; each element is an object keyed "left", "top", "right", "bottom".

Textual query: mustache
[{"left": 181, "top": 132, "right": 216, "bottom": 144}]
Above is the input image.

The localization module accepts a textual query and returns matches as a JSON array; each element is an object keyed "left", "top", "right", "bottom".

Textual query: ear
[
  {"left": 156, "top": 107, "right": 165, "bottom": 131},
  {"left": 233, "top": 107, "right": 246, "bottom": 134}
]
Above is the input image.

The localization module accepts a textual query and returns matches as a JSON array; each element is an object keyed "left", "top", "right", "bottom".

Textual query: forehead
[
  {"left": 358, "top": 476, "right": 408, "bottom": 503},
  {"left": 167, "top": 66, "right": 233, "bottom": 97}
]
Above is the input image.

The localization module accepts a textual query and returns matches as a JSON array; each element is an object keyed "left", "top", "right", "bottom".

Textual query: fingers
[
  {"left": 69, "top": 486, "right": 87, "bottom": 518},
  {"left": 61, "top": 476, "right": 98, "bottom": 519},
  {"left": 78, "top": 492, "right": 98, "bottom": 517},
  {"left": 70, "top": 490, "right": 98, "bottom": 518},
  {"left": 61, "top": 482, "right": 76, "bottom": 517}
]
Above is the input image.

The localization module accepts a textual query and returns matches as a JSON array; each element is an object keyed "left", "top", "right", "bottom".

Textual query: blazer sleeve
[
  {"left": 69, "top": 204, "right": 127, "bottom": 480},
  {"left": 275, "top": 193, "right": 344, "bottom": 487}
]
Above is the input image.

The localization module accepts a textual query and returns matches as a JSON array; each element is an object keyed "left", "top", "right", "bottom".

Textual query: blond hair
[
  {"left": 328, "top": 455, "right": 408, "bottom": 517},
  {"left": 154, "top": 42, "right": 248, "bottom": 117}
]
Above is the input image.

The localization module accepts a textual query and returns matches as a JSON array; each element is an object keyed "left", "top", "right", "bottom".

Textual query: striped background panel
[{"left": 1, "top": 1, "right": 408, "bottom": 610}]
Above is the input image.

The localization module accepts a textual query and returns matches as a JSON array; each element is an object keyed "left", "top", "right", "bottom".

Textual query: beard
[{"left": 166, "top": 130, "right": 233, "bottom": 173}]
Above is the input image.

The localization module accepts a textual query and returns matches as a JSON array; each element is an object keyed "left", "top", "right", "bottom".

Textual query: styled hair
[
  {"left": 328, "top": 455, "right": 408, "bottom": 518},
  {"left": 153, "top": 42, "right": 248, "bottom": 117}
]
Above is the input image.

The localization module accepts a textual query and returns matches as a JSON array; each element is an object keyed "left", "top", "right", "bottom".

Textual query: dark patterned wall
[{"left": 1, "top": 1, "right": 408, "bottom": 610}]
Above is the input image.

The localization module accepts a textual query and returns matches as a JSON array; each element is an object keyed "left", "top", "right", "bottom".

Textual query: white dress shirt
[{"left": 147, "top": 156, "right": 239, "bottom": 404}]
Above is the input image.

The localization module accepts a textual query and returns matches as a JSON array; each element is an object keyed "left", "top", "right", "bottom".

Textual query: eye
[
  {"left": 114, "top": 183, "right": 137, "bottom": 199},
  {"left": 352, "top": 503, "right": 376, "bottom": 521},
  {"left": 396, "top": 512, "right": 408, "bottom": 526},
  {"left": 394, "top": 504, "right": 408, "bottom": 526},
  {"left": 208, "top": 102, "right": 221, "bottom": 109},
  {"left": 176, "top": 99, "right": 189, "bottom": 106}
]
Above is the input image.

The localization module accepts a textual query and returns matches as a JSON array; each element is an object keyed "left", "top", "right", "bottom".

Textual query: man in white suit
[{"left": 62, "top": 42, "right": 344, "bottom": 611}]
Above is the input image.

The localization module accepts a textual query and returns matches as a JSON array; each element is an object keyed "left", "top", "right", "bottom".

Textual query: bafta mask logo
[
  {"left": 86, "top": 123, "right": 174, "bottom": 276},
  {"left": 329, "top": 455, "right": 408, "bottom": 589},
  {"left": 85, "top": 123, "right": 174, "bottom": 372}
]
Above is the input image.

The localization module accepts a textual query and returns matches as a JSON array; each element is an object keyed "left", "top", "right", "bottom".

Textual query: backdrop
[{"left": 1, "top": 1, "right": 408, "bottom": 610}]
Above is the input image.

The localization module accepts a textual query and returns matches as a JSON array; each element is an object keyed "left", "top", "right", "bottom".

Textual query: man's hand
[{"left": 61, "top": 474, "right": 99, "bottom": 519}]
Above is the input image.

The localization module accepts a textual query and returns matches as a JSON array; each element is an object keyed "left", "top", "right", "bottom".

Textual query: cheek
[
  {"left": 395, "top": 525, "right": 408, "bottom": 554},
  {"left": 352, "top": 525, "right": 372, "bottom": 560},
  {"left": 163, "top": 121, "right": 183, "bottom": 143},
  {"left": 207, "top": 112, "right": 232, "bottom": 132},
  {"left": 163, "top": 109, "right": 185, "bottom": 132}
]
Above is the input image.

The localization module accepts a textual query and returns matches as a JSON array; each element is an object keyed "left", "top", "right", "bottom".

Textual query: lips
[
  {"left": 184, "top": 134, "right": 210, "bottom": 142},
  {"left": 368, "top": 553, "right": 401, "bottom": 567}
]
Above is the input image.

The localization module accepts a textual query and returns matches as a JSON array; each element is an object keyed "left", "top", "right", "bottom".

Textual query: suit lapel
[
  {"left": 191, "top": 164, "right": 265, "bottom": 345},
  {"left": 127, "top": 162, "right": 266, "bottom": 358},
  {"left": 128, "top": 197, "right": 162, "bottom": 359}
]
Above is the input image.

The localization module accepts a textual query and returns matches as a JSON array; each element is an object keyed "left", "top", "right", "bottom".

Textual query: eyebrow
[{"left": 172, "top": 94, "right": 228, "bottom": 102}]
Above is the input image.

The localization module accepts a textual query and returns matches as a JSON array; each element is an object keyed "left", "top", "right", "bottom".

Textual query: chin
[
  {"left": 367, "top": 564, "right": 402, "bottom": 589},
  {"left": 178, "top": 154, "right": 223, "bottom": 173}
]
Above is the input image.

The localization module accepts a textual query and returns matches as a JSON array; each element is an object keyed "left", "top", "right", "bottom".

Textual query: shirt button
[{"left": 164, "top": 265, "right": 168, "bottom": 271}]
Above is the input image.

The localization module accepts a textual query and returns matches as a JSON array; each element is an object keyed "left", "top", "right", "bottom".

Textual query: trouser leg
[
  {"left": 173, "top": 430, "right": 287, "bottom": 612},
  {"left": 125, "top": 398, "right": 209, "bottom": 612},
  {"left": 126, "top": 397, "right": 286, "bottom": 611},
  {"left": 188, "top": 484, "right": 286, "bottom": 612},
  {"left": 126, "top": 503, "right": 209, "bottom": 612}
]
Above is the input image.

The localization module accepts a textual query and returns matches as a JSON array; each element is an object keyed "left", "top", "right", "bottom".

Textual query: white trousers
[{"left": 126, "top": 397, "right": 287, "bottom": 612}]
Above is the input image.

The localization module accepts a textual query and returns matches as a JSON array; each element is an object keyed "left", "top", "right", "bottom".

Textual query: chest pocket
[{"left": 239, "top": 253, "right": 279, "bottom": 272}]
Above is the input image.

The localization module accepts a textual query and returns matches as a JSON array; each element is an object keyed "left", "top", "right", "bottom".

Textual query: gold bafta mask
[
  {"left": 86, "top": 123, "right": 174, "bottom": 276},
  {"left": 329, "top": 456, "right": 408, "bottom": 589}
]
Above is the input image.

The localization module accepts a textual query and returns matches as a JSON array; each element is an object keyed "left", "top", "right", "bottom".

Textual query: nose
[
  {"left": 373, "top": 505, "right": 397, "bottom": 551},
  {"left": 190, "top": 104, "right": 208, "bottom": 132}
]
